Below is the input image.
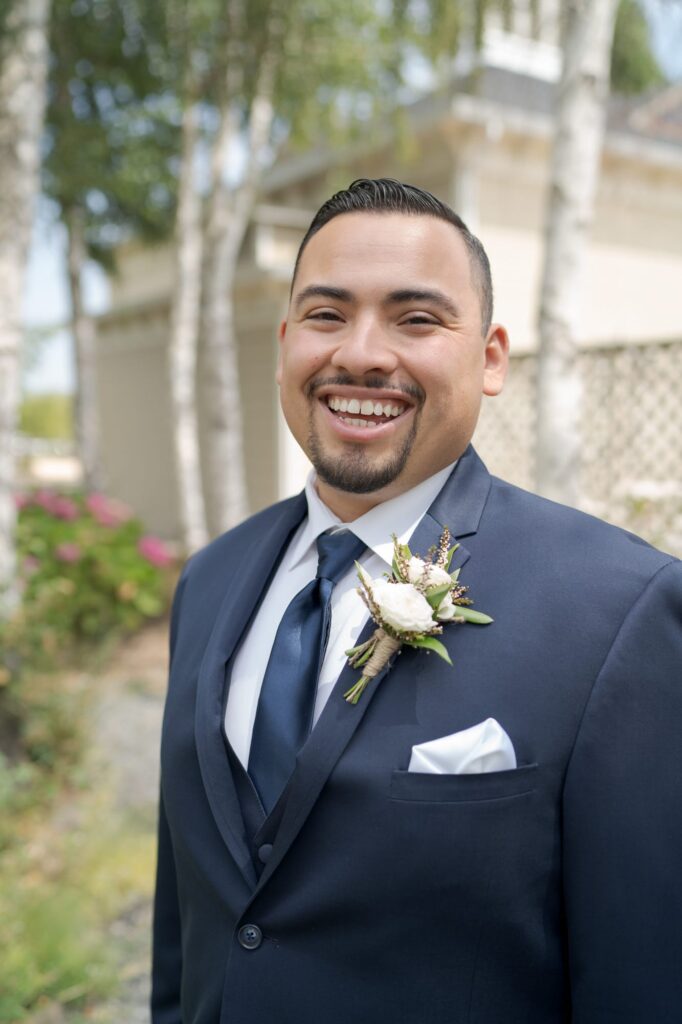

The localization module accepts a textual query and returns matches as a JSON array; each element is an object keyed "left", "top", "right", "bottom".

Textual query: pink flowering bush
[{"left": 12, "top": 489, "right": 174, "bottom": 649}]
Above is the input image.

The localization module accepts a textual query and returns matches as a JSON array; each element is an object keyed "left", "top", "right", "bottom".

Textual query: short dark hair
[{"left": 292, "top": 177, "right": 493, "bottom": 333}]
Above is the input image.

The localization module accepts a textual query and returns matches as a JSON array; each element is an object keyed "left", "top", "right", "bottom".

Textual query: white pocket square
[{"left": 408, "top": 718, "right": 517, "bottom": 774}]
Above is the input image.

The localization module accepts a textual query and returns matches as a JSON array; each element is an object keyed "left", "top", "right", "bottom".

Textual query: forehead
[{"left": 294, "top": 211, "right": 475, "bottom": 299}]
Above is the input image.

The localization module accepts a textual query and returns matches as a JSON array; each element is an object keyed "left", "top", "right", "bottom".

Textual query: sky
[{"left": 21, "top": 4, "right": 682, "bottom": 396}]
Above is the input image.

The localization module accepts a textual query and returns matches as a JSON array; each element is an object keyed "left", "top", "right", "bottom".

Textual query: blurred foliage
[
  {"left": 0, "top": 486, "right": 173, "bottom": 1017},
  {"left": 19, "top": 393, "right": 74, "bottom": 440},
  {"left": 0, "top": 778, "right": 156, "bottom": 1021},
  {"left": 12, "top": 490, "right": 172, "bottom": 647},
  {"left": 43, "top": 0, "right": 181, "bottom": 273},
  {"left": 0, "top": 884, "right": 116, "bottom": 1021},
  {"left": 611, "top": 0, "right": 666, "bottom": 94},
  {"left": 0, "top": 490, "right": 173, "bottom": 769}
]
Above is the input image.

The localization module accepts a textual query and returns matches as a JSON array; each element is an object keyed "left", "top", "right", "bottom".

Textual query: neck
[{"left": 314, "top": 479, "right": 387, "bottom": 522}]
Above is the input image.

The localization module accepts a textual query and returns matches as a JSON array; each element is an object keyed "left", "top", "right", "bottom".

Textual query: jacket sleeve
[
  {"left": 562, "top": 559, "right": 682, "bottom": 1023},
  {"left": 150, "top": 568, "right": 189, "bottom": 1024}
]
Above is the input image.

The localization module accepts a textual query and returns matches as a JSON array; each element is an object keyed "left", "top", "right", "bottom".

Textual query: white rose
[
  {"left": 406, "top": 556, "right": 451, "bottom": 588},
  {"left": 371, "top": 579, "right": 436, "bottom": 634}
]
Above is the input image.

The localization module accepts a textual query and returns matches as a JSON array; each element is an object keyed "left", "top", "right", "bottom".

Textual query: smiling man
[{"left": 152, "top": 179, "right": 682, "bottom": 1024}]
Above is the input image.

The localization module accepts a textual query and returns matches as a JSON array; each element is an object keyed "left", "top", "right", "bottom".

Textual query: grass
[{"left": 0, "top": 782, "right": 157, "bottom": 1022}]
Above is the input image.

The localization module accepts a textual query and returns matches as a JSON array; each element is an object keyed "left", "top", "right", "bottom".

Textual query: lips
[{"left": 317, "top": 394, "right": 413, "bottom": 441}]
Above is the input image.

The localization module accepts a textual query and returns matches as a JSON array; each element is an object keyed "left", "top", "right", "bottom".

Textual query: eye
[
  {"left": 306, "top": 309, "right": 344, "bottom": 322},
  {"left": 400, "top": 313, "right": 439, "bottom": 327}
]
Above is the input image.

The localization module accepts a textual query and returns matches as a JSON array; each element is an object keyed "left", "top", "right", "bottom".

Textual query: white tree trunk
[
  {"left": 535, "top": 0, "right": 618, "bottom": 506},
  {"left": 202, "top": 50, "right": 277, "bottom": 534},
  {"left": 168, "top": 101, "right": 209, "bottom": 553},
  {"left": 66, "top": 206, "right": 102, "bottom": 492},
  {"left": 0, "top": 0, "right": 50, "bottom": 617}
]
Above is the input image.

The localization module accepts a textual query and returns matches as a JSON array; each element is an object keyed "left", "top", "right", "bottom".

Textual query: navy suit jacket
[{"left": 152, "top": 447, "right": 682, "bottom": 1023}]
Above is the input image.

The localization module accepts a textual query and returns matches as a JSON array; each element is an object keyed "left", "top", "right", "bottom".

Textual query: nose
[{"left": 330, "top": 314, "right": 399, "bottom": 377}]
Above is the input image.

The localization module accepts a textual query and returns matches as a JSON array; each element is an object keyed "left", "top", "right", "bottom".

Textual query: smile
[
  {"left": 325, "top": 394, "right": 407, "bottom": 428},
  {"left": 316, "top": 389, "right": 414, "bottom": 440}
]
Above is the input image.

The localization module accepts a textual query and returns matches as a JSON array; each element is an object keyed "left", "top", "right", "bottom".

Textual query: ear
[
  {"left": 482, "top": 323, "right": 509, "bottom": 397},
  {"left": 276, "top": 319, "right": 287, "bottom": 385}
]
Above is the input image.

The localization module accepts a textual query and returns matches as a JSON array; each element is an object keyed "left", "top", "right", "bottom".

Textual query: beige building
[{"left": 95, "top": 36, "right": 682, "bottom": 548}]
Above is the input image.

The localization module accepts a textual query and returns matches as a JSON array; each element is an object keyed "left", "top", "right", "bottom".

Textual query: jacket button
[
  {"left": 238, "top": 924, "right": 263, "bottom": 950},
  {"left": 257, "top": 843, "right": 273, "bottom": 863}
]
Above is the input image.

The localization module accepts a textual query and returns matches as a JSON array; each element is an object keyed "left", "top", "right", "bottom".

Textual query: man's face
[{"left": 277, "top": 211, "right": 508, "bottom": 512}]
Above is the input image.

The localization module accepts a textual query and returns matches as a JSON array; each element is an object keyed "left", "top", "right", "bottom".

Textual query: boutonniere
[{"left": 343, "top": 528, "right": 492, "bottom": 704}]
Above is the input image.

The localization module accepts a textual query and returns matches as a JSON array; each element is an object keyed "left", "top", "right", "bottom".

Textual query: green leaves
[
  {"left": 408, "top": 635, "right": 452, "bottom": 664},
  {"left": 452, "top": 605, "right": 493, "bottom": 625},
  {"left": 443, "top": 543, "right": 459, "bottom": 572},
  {"left": 424, "top": 582, "right": 451, "bottom": 610}
]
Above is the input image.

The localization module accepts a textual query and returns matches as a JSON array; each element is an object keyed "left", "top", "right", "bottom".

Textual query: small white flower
[
  {"left": 406, "top": 556, "right": 427, "bottom": 584},
  {"left": 425, "top": 564, "right": 453, "bottom": 587},
  {"left": 407, "top": 556, "right": 452, "bottom": 588},
  {"left": 371, "top": 579, "right": 436, "bottom": 634},
  {"left": 435, "top": 593, "right": 458, "bottom": 621}
]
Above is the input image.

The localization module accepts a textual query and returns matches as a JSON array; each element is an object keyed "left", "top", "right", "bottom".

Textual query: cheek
[{"left": 281, "top": 342, "right": 327, "bottom": 387}]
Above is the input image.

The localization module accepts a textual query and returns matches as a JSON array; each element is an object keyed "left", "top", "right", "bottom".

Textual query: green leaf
[
  {"left": 424, "top": 582, "right": 451, "bottom": 610},
  {"left": 450, "top": 567, "right": 460, "bottom": 583},
  {"left": 444, "top": 543, "right": 459, "bottom": 571},
  {"left": 453, "top": 606, "right": 493, "bottom": 625},
  {"left": 408, "top": 636, "right": 453, "bottom": 664}
]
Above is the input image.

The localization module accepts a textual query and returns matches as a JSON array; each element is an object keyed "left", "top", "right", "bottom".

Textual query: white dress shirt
[{"left": 225, "top": 462, "right": 457, "bottom": 767}]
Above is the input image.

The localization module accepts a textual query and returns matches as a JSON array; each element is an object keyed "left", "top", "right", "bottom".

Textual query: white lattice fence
[{"left": 473, "top": 340, "right": 682, "bottom": 556}]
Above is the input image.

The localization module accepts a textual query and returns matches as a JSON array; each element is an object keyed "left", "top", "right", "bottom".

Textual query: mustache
[{"left": 306, "top": 374, "right": 424, "bottom": 405}]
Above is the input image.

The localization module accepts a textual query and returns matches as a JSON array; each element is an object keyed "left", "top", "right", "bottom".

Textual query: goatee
[{"left": 308, "top": 417, "right": 418, "bottom": 494}]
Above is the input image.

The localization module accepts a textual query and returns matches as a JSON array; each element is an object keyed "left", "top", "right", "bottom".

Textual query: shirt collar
[{"left": 287, "top": 461, "right": 458, "bottom": 572}]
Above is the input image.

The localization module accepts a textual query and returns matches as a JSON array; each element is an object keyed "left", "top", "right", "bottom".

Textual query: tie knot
[{"left": 315, "top": 530, "right": 366, "bottom": 585}]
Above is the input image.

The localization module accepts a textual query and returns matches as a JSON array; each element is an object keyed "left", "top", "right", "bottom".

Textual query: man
[{"left": 152, "top": 178, "right": 682, "bottom": 1024}]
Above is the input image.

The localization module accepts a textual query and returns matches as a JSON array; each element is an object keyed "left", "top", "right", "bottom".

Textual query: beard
[
  {"left": 308, "top": 420, "right": 419, "bottom": 494},
  {"left": 306, "top": 374, "right": 422, "bottom": 493}
]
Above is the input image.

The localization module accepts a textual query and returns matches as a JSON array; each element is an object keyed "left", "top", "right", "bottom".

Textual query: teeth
[{"left": 326, "top": 395, "right": 407, "bottom": 418}]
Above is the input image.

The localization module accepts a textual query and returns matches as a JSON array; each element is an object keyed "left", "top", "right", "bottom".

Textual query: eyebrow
[
  {"left": 293, "top": 285, "right": 354, "bottom": 310},
  {"left": 293, "top": 283, "right": 462, "bottom": 321},
  {"left": 386, "top": 289, "right": 462, "bottom": 321}
]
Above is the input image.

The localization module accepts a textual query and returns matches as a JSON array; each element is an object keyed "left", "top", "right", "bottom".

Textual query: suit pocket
[{"left": 389, "top": 763, "right": 539, "bottom": 803}]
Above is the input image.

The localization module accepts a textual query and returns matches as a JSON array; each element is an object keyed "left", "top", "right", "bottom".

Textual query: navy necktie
[{"left": 248, "top": 529, "right": 367, "bottom": 814}]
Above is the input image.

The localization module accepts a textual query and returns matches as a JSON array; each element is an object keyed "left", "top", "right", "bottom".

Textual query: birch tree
[
  {"left": 535, "top": 0, "right": 619, "bottom": 506},
  {"left": 168, "top": 94, "right": 209, "bottom": 552},
  {"left": 65, "top": 206, "right": 101, "bottom": 490},
  {"left": 162, "top": 0, "right": 217, "bottom": 553},
  {"left": 0, "top": 0, "right": 50, "bottom": 616},
  {"left": 201, "top": 1, "right": 284, "bottom": 532}
]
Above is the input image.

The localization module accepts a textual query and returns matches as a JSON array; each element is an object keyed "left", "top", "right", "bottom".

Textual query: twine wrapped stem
[{"left": 344, "top": 629, "right": 401, "bottom": 704}]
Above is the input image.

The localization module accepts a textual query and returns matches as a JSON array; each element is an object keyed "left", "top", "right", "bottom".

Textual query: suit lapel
[
  {"left": 256, "top": 446, "right": 490, "bottom": 891},
  {"left": 194, "top": 493, "right": 307, "bottom": 888}
]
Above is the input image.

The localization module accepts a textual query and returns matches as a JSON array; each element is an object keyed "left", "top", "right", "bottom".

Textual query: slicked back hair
[{"left": 291, "top": 177, "right": 493, "bottom": 334}]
